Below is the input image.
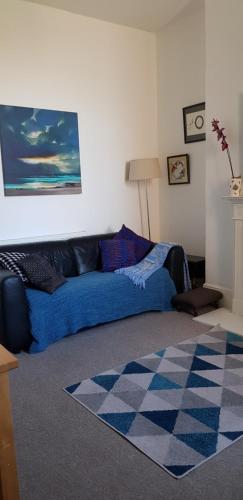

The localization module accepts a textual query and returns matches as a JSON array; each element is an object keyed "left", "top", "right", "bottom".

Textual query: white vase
[{"left": 230, "top": 176, "right": 242, "bottom": 197}]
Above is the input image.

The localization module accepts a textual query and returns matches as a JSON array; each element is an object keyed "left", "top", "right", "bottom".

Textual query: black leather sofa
[{"left": 0, "top": 233, "right": 185, "bottom": 353}]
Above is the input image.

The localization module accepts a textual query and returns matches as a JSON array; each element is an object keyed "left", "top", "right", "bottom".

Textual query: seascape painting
[{"left": 0, "top": 105, "right": 81, "bottom": 196}]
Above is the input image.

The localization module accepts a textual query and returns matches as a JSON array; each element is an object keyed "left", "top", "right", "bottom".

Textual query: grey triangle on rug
[{"left": 64, "top": 325, "right": 243, "bottom": 479}]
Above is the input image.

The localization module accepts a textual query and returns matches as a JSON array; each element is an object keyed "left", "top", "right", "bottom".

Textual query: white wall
[
  {"left": 205, "top": 0, "right": 243, "bottom": 299},
  {"left": 0, "top": 0, "right": 158, "bottom": 242},
  {"left": 157, "top": 1, "right": 205, "bottom": 256}
]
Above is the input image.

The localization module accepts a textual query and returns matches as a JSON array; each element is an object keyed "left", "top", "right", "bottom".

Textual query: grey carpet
[{"left": 9, "top": 312, "right": 243, "bottom": 500}]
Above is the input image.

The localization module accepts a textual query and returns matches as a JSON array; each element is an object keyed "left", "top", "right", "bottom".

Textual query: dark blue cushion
[
  {"left": 114, "top": 225, "right": 152, "bottom": 262},
  {"left": 99, "top": 239, "right": 136, "bottom": 272}
]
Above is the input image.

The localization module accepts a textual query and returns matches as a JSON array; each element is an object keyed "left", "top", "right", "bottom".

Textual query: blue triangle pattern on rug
[
  {"left": 222, "top": 431, "right": 243, "bottom": 441},
  {"left": 186, "top": 372, "right": 220, "bottom": 388},
  {"left": 149, "top": 374, "right": 181, "bottom": 390},
  {"left": 165, "top": 465, "right": 194, "bottom": 477},
  {"left": 176, "top": 432, "right": 218, "bottom": 457},
  {"left": 141, "top": 410, "right": 179, "bottom": 433},
  {"left": 64, "top": 327, "right": 243, "bottom": 479},
  {"left": 65, "top": 382, "right": 80, "bottom": 394},
  {"left": 99, "top": 412, "right": 137, "bottom": 434},
  {"left": 184, "top": 407, "right": 221, "bottom": 431},
  {"left": 92, "top": 375, "right": 120, "bottom": 391},
  {"left": 195, "top": 344, "right": 222, "bottom": 356},
  {"left": 122, "top": 361, "right": 153, "bottom": 374},
  {"left": 190, "top": 356, "right": 221, "bottom": 371},
  {"left": 226, "top": 343, "right": 243, "bottom": 355}
]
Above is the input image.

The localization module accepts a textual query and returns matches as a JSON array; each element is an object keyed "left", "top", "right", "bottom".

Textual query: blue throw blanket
[{"left": 115, "top": 242, "right": 191, "bottom": 290}]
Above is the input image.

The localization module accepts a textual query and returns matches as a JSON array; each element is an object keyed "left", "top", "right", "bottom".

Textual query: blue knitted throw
[{"left": 115, "top": 242, "right": 191, "bottom": 291}]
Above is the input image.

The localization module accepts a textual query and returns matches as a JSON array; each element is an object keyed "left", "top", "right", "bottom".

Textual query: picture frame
[
  {"left": 0, "top": 104, "right": 82, "bottom": 196},
  {"left": 167, "top": 154, "right": 190, "bottom": 185},
  {"left": 183, "top": 102, "right": 205, "bottom": 143}
]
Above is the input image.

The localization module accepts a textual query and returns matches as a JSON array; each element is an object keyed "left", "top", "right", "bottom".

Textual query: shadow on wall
[{"left": 239, "top": 94, "right": 243, "bottom": 177}]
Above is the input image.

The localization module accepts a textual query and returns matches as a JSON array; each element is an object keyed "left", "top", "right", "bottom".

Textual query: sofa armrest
[
  {"left": 0, "top": 270, "right": 32, "bottom": 353},
  {"left": 164, "top": 246, "right": 185, "bottom": 294}
]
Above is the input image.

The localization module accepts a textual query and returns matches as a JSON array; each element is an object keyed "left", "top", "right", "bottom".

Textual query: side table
[
  {"left": 0, "top": 345, "right": 19, "bottom": 500},
  {"left": 187, "top": 254, "right": 205, "bottom": 289}
]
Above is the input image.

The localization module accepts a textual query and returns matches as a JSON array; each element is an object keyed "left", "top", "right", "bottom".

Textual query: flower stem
[{"left": 227, "top": 148, "right": 235, "bottom": 177}]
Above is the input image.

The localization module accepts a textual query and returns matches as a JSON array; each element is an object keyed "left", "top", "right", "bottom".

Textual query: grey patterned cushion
[
  {"left": 18, "top": 254, "right": 67, "bottom": 294},
  {"left": 0, "top": 252, "right": 28, "bottom": 282}
]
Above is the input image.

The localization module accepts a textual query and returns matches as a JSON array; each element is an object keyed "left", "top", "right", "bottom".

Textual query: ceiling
[{"left": 23, "top": 0, "right": 195, "bottom": 32}]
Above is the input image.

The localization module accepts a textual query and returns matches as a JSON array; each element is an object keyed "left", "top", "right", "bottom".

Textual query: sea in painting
[{"left": 0, "top": 105, "right": 81, "bottom": 196}]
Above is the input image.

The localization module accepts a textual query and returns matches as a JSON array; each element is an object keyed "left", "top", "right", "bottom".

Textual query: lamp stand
[{"left": 145, "top": 179, "right": 151, "bottom": 240}]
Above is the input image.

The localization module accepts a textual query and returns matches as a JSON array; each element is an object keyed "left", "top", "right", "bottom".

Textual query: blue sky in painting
[{"left": 0, "top": 105, "right": 81, "bottom": 190}]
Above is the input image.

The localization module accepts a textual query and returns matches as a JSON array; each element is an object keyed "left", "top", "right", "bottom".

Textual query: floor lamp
[{"left": 129, "top": 158, "right": 161, "bottom": 240}]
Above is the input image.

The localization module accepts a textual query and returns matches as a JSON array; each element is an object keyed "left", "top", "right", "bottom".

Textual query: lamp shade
[{"left": 129, "top": 158, "right": 161, "bottom": 181}]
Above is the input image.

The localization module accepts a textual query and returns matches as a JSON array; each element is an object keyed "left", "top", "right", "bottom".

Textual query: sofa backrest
[{"left": 0, "top": 233, "right": 115, "bottom": 277}]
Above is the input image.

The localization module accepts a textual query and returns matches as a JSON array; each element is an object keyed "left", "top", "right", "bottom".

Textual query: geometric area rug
[{"left": 64, "top": 325, "right": 243, "bottom": 479}]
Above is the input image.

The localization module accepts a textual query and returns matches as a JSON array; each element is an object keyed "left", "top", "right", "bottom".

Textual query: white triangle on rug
[
  {"left": 195, "top": 334, "right": 224, "bottom": 344},
  {"left": 111, "top": 376, "right": 145, "bottom": 394},
  {"left": 164, "top": 434, "right": 205, "bottom": 465},
  {"left": 97, "top": 393, "right": 135, "bottom": 414},
  {"left": 127, "top": 413, "right": 169, "bottom": 437},
  {"left": 74, "top": 379, "right": 107, "bottom": 395},
  {"left": 156, "top": 359, "right": 188, "bottom": 373},
  {"left": 188, "top": 386, "right": 223, "bottom": 406},
  {"left": 219, "top": 408, "right": 243, "bottom": 432},
  {"left": 156, "top": 358, "right": 187, "bottom": 373},
  {"left": 163, "top": 346, "right": 192, "bottom": 358},
  {"left": 123, "top": 373, "right": 154, "bottom": 390},
  {"left": 226, "top": 368, "right": 243, "bottom": 378},
  {"left": 193, "top": 369, "right": 224, "bottom": 385},
  {"left": 129, "top": 434, "right": 172, "bottom": 464},
  {"left": 138, "top": 391, "right": 175, "bottom": 412},
  {"left": 179, "top": 339, "right": 197, "bottom": 345},
  {"left": 99, "top": 369, "right": 120, "bottom": 376},
  {"left": 227, "top": 385, "right": 243, "bottom": 397},
  {"left": 197, "top": 355, "right": 226, "bottom": 368},
  {"left": 228, "top": 354, "right": 243, "bottom": 362},
  {"left": 216, "top": 433, "right": 232, "bottom": 451},
  {"left": 173, "top": 410, "right": 214, "bottom": 435},
  {"left": 142, "top": 353, "right": 161, "bottom": 359}
]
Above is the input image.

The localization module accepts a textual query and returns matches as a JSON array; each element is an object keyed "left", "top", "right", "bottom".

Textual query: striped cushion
[
  {"left": 0, "top": 252, "right": 28, "bottom": 282},
  {"left": 113, "top": 225, "right": 152, "bottom": 262},
  {"left": 99, "top": 239, "right": 136, "bottom": 272}
]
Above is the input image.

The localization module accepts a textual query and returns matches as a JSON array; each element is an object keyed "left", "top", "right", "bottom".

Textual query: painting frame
[
  {"left": 0, "top": 104, "right": 82, "bottom": 196},
  {"left": 183, "top": 102, "right": 206, "bottom": 143},
  {"left": 167, "top": 154, "right": 190, "bottom": 185}
]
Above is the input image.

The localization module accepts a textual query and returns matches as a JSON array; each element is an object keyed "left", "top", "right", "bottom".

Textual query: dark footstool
[{"left": 172, "top": 287, "right": 223, "bottom": 316}]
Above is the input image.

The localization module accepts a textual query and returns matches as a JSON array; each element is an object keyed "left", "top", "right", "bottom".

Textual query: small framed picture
[
  {"left": 183, "top": 102, "right": 205, "bottom": 143},
  {"left": 167, "top": 154, "right": 190, "bottom": 185}
]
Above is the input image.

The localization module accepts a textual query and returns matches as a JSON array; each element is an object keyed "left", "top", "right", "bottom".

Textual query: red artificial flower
[{"left": 211, "top": 118, "right": 234, "bottom": 177}]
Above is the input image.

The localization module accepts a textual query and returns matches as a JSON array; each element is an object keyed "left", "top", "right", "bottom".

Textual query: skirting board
[{"left": 194, "top": 307, "right": 243, "bottom": 336}]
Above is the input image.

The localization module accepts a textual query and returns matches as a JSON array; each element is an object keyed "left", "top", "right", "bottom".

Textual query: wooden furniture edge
[{"left": 0, "top": 345, "right": 18, "bottom": 374}]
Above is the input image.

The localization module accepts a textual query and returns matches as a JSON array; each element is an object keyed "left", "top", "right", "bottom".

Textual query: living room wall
[
  {"left": 157, "top": 0, "right": 205, "bottom": 256},
  {"left": 0, "top": 0, "right": 158, "bottom": 243},
  {"left": 205, "top": 0, "right": 243, "bottom": 304}
]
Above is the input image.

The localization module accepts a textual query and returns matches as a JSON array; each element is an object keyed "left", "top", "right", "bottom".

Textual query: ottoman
[{"left": 172, "top": 287, "right": 223, "bottom": 316}]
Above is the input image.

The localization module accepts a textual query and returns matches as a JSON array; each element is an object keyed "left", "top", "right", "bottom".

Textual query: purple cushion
[
  {"left": 114, "top": 225, "right": 152, "bottom": 262},
  {"left": 99, "top": 239, "right": 137, "bottom": 272}
]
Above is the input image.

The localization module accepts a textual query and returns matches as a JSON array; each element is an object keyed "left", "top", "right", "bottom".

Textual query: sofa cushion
[
  {"left": 18, "top": 254, "right": 67, "bottom": 293},
  {"left": 73, "top": 242, "right": 100, "bottom": 275},
  {"left": 114, "top": 225, "right": 152, "bottom": 262},
  {"left": 99, "top": 239, "right": 137, "bottom": 272},
  {"left": 71, "top": 233, "right": 115, "bottom": 275},
  {"left": 0, "top": 252, "right": 28, "bottom": 282},
  {"left": 38, "top": 246, "right": 76, "bottom": 277}
]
